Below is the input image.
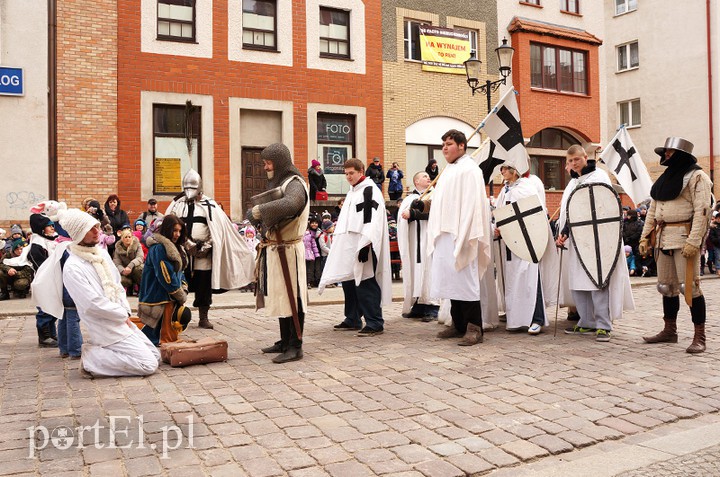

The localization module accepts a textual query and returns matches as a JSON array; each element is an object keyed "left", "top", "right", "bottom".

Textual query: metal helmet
[{"left": 182, "top": 169, "right": 203, "bottom": 200}]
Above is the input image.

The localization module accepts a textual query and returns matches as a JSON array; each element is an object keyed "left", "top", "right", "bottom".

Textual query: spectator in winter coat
[
  {"left": 303, "top": 218, "right": 321, "bottom": 287},
  {"left": 113, "top": 229, "right": 145, "bottom": 294},
  {"left": 365, "top": 157, "right": 385, "bottom": 191},
  {"left": 425, "top": 159, "right": 440, "bottom": 181},
  {"left": 0, "top": 239, "right": 33, "bottom": 299},
  {"left": 386, "top": 162, "right": 405, "bottom": 200},
  {"left": 308, "top": 160, "right": 327, "bottom": 200}
]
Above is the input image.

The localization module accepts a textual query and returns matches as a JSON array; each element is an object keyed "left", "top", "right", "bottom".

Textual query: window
[
  {"left": 157, "top": 0, "right": 195, "bottom": 42},
  {"left": 562, "top": 0, "right": 580, "bottom": 14},
  {"left": 456, "top": 28, "right": 478, "bottom": 60},
  {"left": 319, "top": 7, "right": 350, "bottom": 58},
  {"left": 242, "top": 0, "right": 277, "bottom": 50},
  {"left": 619, "top": 99, "right": 641, "bottom": 127},
  {"left": 615, "top": 0, "right": 637, "bottom": 15},
  {"left": 530, "top": 43, "right": 588, "bottom": 94},
  {"left": 617, "top": 41, "right": 639, "bottom": 71},
  {"left": 521, "top": 0, "right": 541, "bottom": 5},
  {"left": 153, "top": 104, "right": 201, "bottom": 194},
  {"left": 404, "top": 20, "right": 423, "bottom": 61},
  {"left": 316, "top": 113, "right": 355, "bottom": 194},
  {"left": 527, "top": 128, "right": 579, "bottom": 190}
]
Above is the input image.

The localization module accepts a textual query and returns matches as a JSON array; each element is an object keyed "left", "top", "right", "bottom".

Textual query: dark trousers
[
  {"left": 188, "top": 269, "right": 212, "bottom": 307},
  {"left": 450, "top": 300, "right": 482, "bottom": 333},
  {"left": 341, "top": 277, "right": 383, "bottom": 331},
  {"left": 389, "top": 191, "right": 402, "bottom": 200},
  {"left": 36, "top": 309, "right": 57, "bottom": 339}
]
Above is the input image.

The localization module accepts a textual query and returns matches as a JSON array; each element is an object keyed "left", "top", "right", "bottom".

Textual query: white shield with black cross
[
  {"left": 566, "top": 182, "right": 622, "bottom": 289},
  {"left": 493, "top": 194, "right": 548, "bottom": 264}
]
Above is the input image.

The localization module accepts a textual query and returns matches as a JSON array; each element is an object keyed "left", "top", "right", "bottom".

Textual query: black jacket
[{"left": 365, "top": 163, "right": 385, "bottom": 185}]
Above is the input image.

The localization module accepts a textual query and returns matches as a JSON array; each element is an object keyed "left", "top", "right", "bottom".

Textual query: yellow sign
[
  {"left": 155, "top": 157, "right": 182, "bottom": 193},
  {"left": 419, "top": 25, "right": 471, "bottom": 75}
]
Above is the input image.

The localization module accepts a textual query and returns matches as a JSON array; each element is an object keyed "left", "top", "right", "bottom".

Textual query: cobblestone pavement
[
  {"left": 617, "top": 443, "right": 720, "bottom": 476},
  {"left": 1, "top": 279, "right": 719, "bottom": 476}
]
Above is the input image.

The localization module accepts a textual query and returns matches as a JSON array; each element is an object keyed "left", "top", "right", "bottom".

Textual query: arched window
[{"left": 527, "top": 128, "right": 580, "bottom": 191}]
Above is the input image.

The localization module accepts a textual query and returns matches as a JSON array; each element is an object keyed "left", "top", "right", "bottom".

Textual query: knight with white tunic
[
  {"left": 397, "top": 171, "right": 439, "bottom": 321},
  {"left": 557, "top": 145, "right": 634, "bottom": 342},
  {"left": 59, "top": 208, "right": 160, "bottom": 378},
  {"left": 319, "top": 158, "right": 392, "bottom": 336},
  {"left": 424, "top": 129, "right": 493, "bottom": 346},
  {"left": 166, "top": 169, "right": 254, "bottom": 329},
  {"left": 493, "top": 165, "right": 559, "bottom": 334}
]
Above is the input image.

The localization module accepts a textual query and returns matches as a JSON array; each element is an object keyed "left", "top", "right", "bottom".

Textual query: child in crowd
[
  {"left": 624, "top": 244, "right": 637, "bottom": 276},
  {"left": 133, "top": 219, "right": 149, "bottom": 257},
  {"left": 0, "top": 239, "right": 33, "bottom": 300},
  {"left": 303, "top": 218, "right": 321, "bottom": 288},
  {"left": 319, "top": 219, "right": 335, "bottom": 287}
]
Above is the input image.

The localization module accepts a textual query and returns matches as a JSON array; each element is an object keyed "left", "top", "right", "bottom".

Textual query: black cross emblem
[
  {"left": 496, "top": 106, "right": 524, "bottom": 153},
  {"left": 479, "top": 140, "right": 505, "bottom": 185},
  {"left": 496, "top": 202, "right": 545, "bottom": 263},
  {"left": 611, "top": 139, "right": 638, "bottom": 181},
  {"left": 567, "top": 186, "right": 619, "bottom": 287},
  {"left": 356, "top": 186, "right": 378, "bottom": 224}
]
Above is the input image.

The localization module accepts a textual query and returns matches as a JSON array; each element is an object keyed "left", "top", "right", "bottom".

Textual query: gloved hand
[
  {"left": 358, "top": 245, "right": 370, "bottom": 263},
  {"left": 681, "top": 242, "right": 699, "bottom": 258},
  {"left": 185, "top": 239, "right": 198, "bottom": 256},
  {"left": 170, "top": 287, "right": 187, "bottom": 305},
  {"left": 410, "top": 199, "right": 425, "bottom": 213},
  {"left": 196, "top": 239, "right": 213, "bottom": 258},
  {"left": 246, "top": 206, "right": 261, "bottom": 226},
  {"left": 638, "top": 239, "right": 648, "bottom": 257}
]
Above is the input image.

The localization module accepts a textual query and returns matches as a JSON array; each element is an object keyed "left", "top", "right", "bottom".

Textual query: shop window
[
  {"left": 317, "top": 113, "right": 355, "bottom": 194},
  {"left": 153, "top": 103, "right": 201, "bottom": 194}
]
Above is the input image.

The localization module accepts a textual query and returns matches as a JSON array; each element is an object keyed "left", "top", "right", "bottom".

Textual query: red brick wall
[
  {"left": 56, "top": 0, "right": 118, "bottom": 210},
  {"left": 511, "top": 31, "right": 601, "bottom": 143},
  {"left": 117, "top": 1, "right": 384, "bottom": 218}
]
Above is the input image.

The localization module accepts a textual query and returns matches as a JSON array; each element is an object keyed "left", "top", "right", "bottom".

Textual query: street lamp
[{"left": 464, "top": 37, "right": 515, "bottom": 113}]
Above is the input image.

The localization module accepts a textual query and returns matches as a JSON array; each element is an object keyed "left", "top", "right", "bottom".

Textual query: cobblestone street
[{"left": 1, "top": 278, "right": 719, "bottom": 476}]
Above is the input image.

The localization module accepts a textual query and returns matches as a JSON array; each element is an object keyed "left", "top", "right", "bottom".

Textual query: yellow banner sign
[
  {"left": 420, "top": 25, "right": 471, "bottom": 75},
  {"left": 155, "top": 157, "right": 182, "bottom": 193}
]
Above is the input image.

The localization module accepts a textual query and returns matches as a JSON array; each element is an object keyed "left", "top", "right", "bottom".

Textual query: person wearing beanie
[
  {"left": 556, "top": 145, "right": 633, "bottom": 343},
  {"left": 83, "top": 198, "right": 117, "bottom": 251},
  {"left": 4, "top": 224, "right": 24, "bottom": 254},
  {"left": 59, "top": 208, "right": 160, "bottom": 378},
  {"left": 640, "top": 137, "right": 713, "bottom": 353},
  {"left": 0, "top": 238, "right": 33, "bottom": 300},
  {"left": 307, "top": 159, "right": 327, "bottom": 200},
  {"left": 624, "top": 244, "right": 637, "bottom": 276}
]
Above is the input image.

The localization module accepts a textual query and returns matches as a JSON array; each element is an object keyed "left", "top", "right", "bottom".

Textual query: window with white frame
[
  {"left": 619, "top": 99, "right": 641, "bottom": 127},
  {"left": 243, "top": 0, "right": 277, "bottom": 50},
  {"left": 521, "top": 0, "right": 541, "bottom": 5},
  {"left": 615, "top": 0, "right": 637, "bottom": 15},
  {"left": 404, "top": 20, "right": 423, "bottom": 61},
  {"left": 562, "top": 0, "right": 580, "bottom": 14},
  {"left": 157, "top": 0, "right": 196, "bottom": 42},
  {"left": 617, "top": 41, "right": 639, "bottom": 71},
  {"left": 319, "top": 7, "right": 350, "bottom": 58},
  {"left": 153, "top": 103, "right": 201, "bottom": 194},
  {"left": 455, "top": 28, "right": 478, "bottom": 61}
]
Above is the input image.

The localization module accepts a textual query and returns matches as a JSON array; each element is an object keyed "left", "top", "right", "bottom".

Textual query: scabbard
[
  {"left": 684, "top": 255, "right": 694, "bottom": 307},
  {"left": 275, "top": 229, "right": 302, "bottom": 340}
]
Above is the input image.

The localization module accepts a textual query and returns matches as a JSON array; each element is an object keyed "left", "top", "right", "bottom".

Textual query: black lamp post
[{"left": 464, "top": 37, "right": 515, "bottom": 114}]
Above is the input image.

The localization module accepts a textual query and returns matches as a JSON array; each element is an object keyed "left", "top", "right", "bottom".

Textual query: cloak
[
  {"left": 318, "top": 176, "right": 392, "bottom": 305},
  {"left": 31, "top": 241, "right": 71, "bottom": 320},
  {"left": 166, "top": 196, "right": 254, "bottom": 290},
  {"left": 557, "top": 169, "right": 634, "bottom": 319}
]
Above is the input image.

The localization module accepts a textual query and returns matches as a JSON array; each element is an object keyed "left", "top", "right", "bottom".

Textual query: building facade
[{"left": 604, "top": 0, "right": 720, "bottom": 191}]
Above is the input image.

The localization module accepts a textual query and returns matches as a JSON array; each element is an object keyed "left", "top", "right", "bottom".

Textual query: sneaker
[
  {"left": 357, "top": 327, "right": 383, "bottom": 336},
  {"left": 334, "top": 322, "right": 361, "bottom": 331},
  {"left": 564, "top": 325, "right": 596, "bottom": 335},
  {"left": 528, "top": 323, "right": 542, "bottom": 335},
  {"left": 566, "top": 311, "right": 581, "bottom": 322},
  {"left": 596, "top": 329, "right": 612, "bottom": 342}
]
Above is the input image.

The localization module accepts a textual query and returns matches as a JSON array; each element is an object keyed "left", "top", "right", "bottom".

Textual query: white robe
[
  {"left": 319, "top": 177, "right": 392, "bottom": 305},
  {"left": 63, "top": 248, "right": 160, "bottom": 377},
  {"left": 32, "top": 241, "right": 71, "bottom": 320},
  {"left": 427, "top": 155, "right": 493, "bottom": 303},
  {"left": 397, "top": 190, "right": 434, "bottom": 313},
  {"left": 166, "top": 195, "right": 254, "bottom": 290},
  {"left": 557, "top": 169, "right": 635, "bottom": 320},
  {"left": 494, "top": 178, "right": 559, "bottom": 329}
]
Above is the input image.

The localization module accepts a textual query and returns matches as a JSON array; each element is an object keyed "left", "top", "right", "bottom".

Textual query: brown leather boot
[
  {"left": 642, "top": 319, "right": 678, "bottom": 343},
  {"left": 437, "top": 326, "right": 463, "bottom": 339},
  {"left": 198, "top": 306, "right": 214, "bottom": 329},
  {"left": 458, "top": 323, "right": 483, "bottom": 346},
  {"left": 686, "top": 324, "right": 706, "bottom": 354}
]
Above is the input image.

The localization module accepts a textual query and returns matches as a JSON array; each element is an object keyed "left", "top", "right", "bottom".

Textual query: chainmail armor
[
  {"left": 258, "top": 178, "right": 308, "bottom": 230},
  {"left": 262, "top": 143, "right": 303, "bottom": 189}
]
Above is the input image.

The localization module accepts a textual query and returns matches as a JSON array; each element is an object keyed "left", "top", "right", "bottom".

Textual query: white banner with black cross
[{"left": 599, "top": 126, "right": 652, "bottom": 205}]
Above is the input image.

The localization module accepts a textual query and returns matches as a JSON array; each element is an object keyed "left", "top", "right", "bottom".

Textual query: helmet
[{"left": 182, "top": 169, "right": 203, "bottom": 200}]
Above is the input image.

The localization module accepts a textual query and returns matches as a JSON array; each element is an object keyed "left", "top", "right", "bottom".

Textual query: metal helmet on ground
[
  {"left": 261, "top": 143, "right": 302, "bottom": 189},
  {"left": 182, "top": 169, "right": 203, "bottom": 200}
]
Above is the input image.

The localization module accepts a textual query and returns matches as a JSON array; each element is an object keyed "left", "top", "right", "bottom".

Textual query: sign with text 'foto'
[{"left": 0, "top": 67, "right": 24, "bottom": 96}]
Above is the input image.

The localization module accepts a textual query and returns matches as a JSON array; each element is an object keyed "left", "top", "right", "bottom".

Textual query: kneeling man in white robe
[{"left": 59, "top": 208, "right": 160, "bottom": 378}]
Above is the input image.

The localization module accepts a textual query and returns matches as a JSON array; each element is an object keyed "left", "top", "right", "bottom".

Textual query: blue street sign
[{"left": 0, "top": 67, "right": 24, "bottom": 96}]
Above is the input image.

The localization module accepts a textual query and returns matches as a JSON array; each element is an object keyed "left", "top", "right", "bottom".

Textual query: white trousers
[{"left": 82, "top": 326, "right": 160, "bottom": 377}]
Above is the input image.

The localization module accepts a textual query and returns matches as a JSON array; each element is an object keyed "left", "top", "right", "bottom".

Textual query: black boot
[
  {"left": 687, "top": 296, "right": 707, "bottom": 354},
  {"left": 273, "top": 314, "right": 304, "bottom": 363},
  {"left": 38, "top": 324, "right": 57, "bottom": 348},
  {"left": 0, "top": 289, "right": 10, "bottom": 301},
  {"left": 262, "top": 318, "right": 285, "bottom": 354},
  {"left": 198, "top": 306, "right": 213, "bottom": 329}
]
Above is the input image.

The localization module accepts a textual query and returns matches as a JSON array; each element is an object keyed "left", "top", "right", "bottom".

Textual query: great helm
[
  {"left": 182, "top": 169, "right": 203, "bottom": 200},
  {"left": 654, "top": 137, "right": 695, "bottom": 159}
]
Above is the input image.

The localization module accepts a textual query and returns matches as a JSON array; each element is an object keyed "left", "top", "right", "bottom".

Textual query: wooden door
[{"left": 242, "top": 147, "right": 266, "bottom": 215}]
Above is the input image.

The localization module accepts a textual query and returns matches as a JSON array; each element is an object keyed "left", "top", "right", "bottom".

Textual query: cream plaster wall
[
  {"left": 141, "top": 0, "right": 213, "bottom": 58},
  {"left": 306, "top": 0, "right": 366, "bottom": 74},
  {"left": 140, "top": 91, "right": 215, "bottom": 201},
  {"left": 0, "top": 1, "right": 49, "bottom": 221},
  {"left": 228, "top": 0, "right": 293, "bottom": 66}
]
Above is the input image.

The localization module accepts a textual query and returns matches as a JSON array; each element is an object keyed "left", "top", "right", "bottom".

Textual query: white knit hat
[{"left": 58, "top": 208, "right": 100, "bottom": 245}]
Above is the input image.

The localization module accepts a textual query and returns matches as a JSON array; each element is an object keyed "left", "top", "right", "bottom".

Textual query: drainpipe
[
  {"left": 708, "top": 0, "right": 714, "bottom": 184},
  {"left": 48, "top": 0, "right": 57, "bottom": 199}
]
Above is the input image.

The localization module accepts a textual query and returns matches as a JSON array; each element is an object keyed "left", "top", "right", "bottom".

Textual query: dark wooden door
[{"left": 242, "top": 147, "right": 266, "bottom": 215}]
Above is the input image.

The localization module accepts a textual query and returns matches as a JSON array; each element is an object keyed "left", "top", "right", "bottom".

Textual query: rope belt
[{"left": 258, "top": 237, "right": 302, "bottom": 250}]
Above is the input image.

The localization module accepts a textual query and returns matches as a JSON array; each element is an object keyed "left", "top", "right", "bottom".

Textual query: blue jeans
[
  {"left": 58, "top": 308, "right": 83, "bottom": 357},
  {"left": 36, "top": 308, "right": 57, "bottom": 339}
]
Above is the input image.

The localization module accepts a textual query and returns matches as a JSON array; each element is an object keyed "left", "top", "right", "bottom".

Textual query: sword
[
  {"left": 275, "top": 228, "right": 303, "bottom": 340},
  {"left": 554, "top": 245, "right": 566, "bottom": 337}
]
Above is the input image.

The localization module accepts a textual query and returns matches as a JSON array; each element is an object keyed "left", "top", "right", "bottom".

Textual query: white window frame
[
  {"left": 616, "top": 41, "right": 639, "bottom": 72},
  {"left": 403, "top": 19, "right": 424, "bottom": 62},
  {"left": 561, "top": 0, "right": 580, "bottom": 14},
  {"left": 615, "top": 0, "right": 637, "bottom": 16},
  {"left": 619, "top": 99, "right": 641, "bottom": 128}
]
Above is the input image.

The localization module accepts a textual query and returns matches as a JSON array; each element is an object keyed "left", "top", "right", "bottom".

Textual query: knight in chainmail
[{"left": 248, "top": 143, "right": 310, "bottom": 364}]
